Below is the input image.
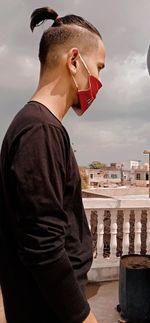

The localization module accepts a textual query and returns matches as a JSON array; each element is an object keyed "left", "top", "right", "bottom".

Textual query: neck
[{"left": 31, "top": 69, "right": 73, "bottom": 121}]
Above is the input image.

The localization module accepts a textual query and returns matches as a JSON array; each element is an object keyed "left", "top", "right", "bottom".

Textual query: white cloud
[
  {"left": 0, "top": 50, "right": 39, "bottom": 90},
  {"left": 17, "top": 56, "right": 39, "bottom": 79},
  {"left": 107, "top": 52, "right": 149, "bottom": 105},
  {"left": 0, "top": 45, "right": 8, "bottom": 56},
  {"left": 73, "top": 0, "right": 81, "bottom": 5},
  {"left": 64, "top": 113, "right": 150, "bottom": 165}
]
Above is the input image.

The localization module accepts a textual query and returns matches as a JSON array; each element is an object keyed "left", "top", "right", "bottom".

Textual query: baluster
[
  {"left": 96, "top": 209, "right": 104, "bottom": 260},
  {"left": 85, "top": 209, "right": 91, "bottom": 231},
  {"left": 110, "top": 209, "right": 117, "bottom": 258},
  {"left": 135, "top": 209, "right": 142, "bottom": 254},
  {"left": 146, "top": 210, "right": 150, "bottom": 254},
  {"left": 123, "top": 209, "right": 130, "bottom": 255}
]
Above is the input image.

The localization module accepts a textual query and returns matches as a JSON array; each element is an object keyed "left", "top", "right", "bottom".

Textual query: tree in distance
[
  {"left": 89, "top": 161, "right": 106, "bottom": 169},
  {"left": 79, "top": 168, "right": 89, "bottom": 189}
]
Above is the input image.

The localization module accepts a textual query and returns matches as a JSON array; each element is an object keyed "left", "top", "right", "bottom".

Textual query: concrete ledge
[
  {"left": 83, "top": 197, "right": 150, "bottom": 209},
  {"left": 88, "top": 265, "right": 119, "bottom": 282}
]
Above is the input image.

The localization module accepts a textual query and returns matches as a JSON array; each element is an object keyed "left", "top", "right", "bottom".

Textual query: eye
[{"left": 98, "top": 63, "right": 105, "bottom": 73}]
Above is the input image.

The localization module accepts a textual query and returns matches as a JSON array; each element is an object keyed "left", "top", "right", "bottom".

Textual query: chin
[{"left": 72, "top": 105, "right": 83, "bottom": 116}]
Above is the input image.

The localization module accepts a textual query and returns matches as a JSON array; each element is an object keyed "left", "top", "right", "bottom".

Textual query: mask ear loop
[
  {"left": 78, "top": 53, "right": 91, "bottom": 75},
  {"left": 71, "top": 53, "right": 91, "bottom": 89},
  {"left": 71, "top": 75, "right": 78, "bottom": 89}
]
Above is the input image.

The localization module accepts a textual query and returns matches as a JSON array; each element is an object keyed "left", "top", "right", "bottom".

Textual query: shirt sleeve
[{"left": 10, "top": 123, "right": 90, "bottom": 323}]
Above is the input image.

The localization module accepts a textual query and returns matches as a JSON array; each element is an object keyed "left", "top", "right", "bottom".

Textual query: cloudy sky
[{"left": 0, "top": 0, "right": 150, "bottom": 166}]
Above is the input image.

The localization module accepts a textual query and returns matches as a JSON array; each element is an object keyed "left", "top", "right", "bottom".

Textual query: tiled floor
[
  {"left": 86, "top": 281, "right": 120, "bottom": 323},
  {"left": 0, "top": 281, "right": 120, "bottom": 323}
]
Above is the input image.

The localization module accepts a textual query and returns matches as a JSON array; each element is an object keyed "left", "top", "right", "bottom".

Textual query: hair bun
[{"left": 30, "top": 7, "right": 59, "bottom": 32}]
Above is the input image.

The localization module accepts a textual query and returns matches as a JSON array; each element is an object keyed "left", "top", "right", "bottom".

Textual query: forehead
[
  {"left": 92, "top": 37, "right": 106, "bottom": 66},
  {"left": 94, "top": 38, "right": 106, "bottom": 64}
]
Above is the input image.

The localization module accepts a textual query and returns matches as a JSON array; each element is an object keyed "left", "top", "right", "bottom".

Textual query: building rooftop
[{"left": 83, "top": 186, "right": 149, "bottom": 198}]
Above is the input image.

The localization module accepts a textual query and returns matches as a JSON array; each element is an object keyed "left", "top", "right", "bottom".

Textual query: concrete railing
[{"left": 83, "top": 197, "right": 150, "bottom": 281}]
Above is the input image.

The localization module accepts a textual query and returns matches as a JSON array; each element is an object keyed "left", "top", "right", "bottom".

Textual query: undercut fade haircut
[{"left": 30, "top": 7, "right": 102, "bottom": 67}]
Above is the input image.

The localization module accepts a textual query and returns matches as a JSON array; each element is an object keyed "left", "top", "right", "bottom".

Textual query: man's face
[
  {"left": 70, "top": 38, "right": 105, "bottom": 115},
  {"left": 73, "top": 37, "right": 106, "bottom": 92},
  {"left": 82, "top": 37, "right": 106, "bottom": 83}
]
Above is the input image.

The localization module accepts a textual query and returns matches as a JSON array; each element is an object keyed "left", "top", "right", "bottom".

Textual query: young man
[{"left": 0, "top": 7, "right": 105, "bottom": 323}]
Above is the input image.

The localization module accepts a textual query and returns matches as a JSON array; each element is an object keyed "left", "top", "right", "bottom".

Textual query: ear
[{"left": 67, "top": 48, "right": 80, "bottom": 76}]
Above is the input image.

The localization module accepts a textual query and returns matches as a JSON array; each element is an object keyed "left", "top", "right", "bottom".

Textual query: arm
[
  {"left": 10, "top": 123, "right": 90, "bottom": 323},
  {"left": 83, "top": 311, "right": 98, "bottom": 323}
]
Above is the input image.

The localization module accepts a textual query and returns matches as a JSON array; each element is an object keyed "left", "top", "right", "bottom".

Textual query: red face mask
[{"left": 72, "top": 54, "right": 102, "bottom": 115}]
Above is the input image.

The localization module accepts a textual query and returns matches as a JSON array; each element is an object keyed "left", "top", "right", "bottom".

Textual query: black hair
[{"left": 30, "top": 7, "right": 102, "bottom": 66}]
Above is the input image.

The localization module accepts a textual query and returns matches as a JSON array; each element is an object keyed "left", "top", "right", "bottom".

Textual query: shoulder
[
  {"left": 1, "top": 102, "right": 71, "bottom": 162},
  {"left": 3, "top": 101, "right": 69, "bottom": 146},
  {"left": 10, "top": 101, "right": 62, "bottom": 131}
]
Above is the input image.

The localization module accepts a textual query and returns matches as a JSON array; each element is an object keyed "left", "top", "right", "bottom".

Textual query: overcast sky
[{"left": 0, "top": 0, "right": 150, "bottom": 166}]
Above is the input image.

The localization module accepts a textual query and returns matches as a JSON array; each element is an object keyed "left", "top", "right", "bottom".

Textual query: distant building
[
  {"left": 110, "top": 162, "right": 122, "bottom": 169},
  {"left": 85, "top": 164, "right": 130, "bottom": 188},
  {"left": 130, "top": 163, "right": 149, "bottom": 187},
  {"left": 130, "top": 160, "right": 140, "bottom": 169},
  {"left": 82, "top": 161, "right": 149, "bottom": 188},
  {"left": 85, "top": 168, "right": 108, "bottom": 188}
]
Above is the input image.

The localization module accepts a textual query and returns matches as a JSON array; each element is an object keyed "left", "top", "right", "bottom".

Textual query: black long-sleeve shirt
[{"left": 0, "top": 101, "right": 93, "bottom": 323}]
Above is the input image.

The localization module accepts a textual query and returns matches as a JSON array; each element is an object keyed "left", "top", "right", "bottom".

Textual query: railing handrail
[
  {"left": 83, "top": 197, "right": 150, "bottom": 209},
  {"left": 84, "top": 198, "right": 150, "bottom": 281}
]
